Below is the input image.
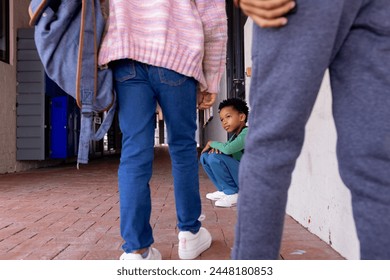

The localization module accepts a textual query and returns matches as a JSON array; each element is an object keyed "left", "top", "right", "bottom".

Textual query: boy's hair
[{"left": 218, "top": 98, "right": 249, "bottom": 123}]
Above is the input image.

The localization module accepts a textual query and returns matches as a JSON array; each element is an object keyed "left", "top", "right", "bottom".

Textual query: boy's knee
[
  {"left": 200, "top": 152, "right": 209, "bottom": 164},
  {"left": 200, "top": 152, "right": 222, "bottom": 165},
  {"left": 207, "top": 152, "right": 225, "bottom": 164}
]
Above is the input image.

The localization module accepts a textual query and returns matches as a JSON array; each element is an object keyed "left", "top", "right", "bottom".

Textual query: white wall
[
  {"left": 288, "top": 72, "right": 359, "bottom": 259},
  {"left": 244, "top": 19, "right": 253, "bottom": 99},
  {"left": 202, "top": 71, "right": 228, "bottom": 144},
  {"left": 244, "top": 19, "right": 359, "bottom": 259}
]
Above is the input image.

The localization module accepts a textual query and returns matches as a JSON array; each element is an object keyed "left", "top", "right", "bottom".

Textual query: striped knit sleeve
[{"left": 195, "top": 0, "right": 228, "bottom": 94}]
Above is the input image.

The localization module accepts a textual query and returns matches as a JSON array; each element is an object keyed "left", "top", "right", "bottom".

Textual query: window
[{"left": 0, "top": 0, "right": 10, "bottom": 63}]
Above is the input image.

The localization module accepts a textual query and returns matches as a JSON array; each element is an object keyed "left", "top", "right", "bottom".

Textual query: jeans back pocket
[
  {"left": 112, "top": 59, "right": 136, "bottom": 82},
  {"left": 158, "top": 68, "right": 188, "bottom": 86}
]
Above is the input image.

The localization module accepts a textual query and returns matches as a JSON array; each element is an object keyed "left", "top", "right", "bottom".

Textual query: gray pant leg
[
  {"left": 330, "top": 0, "right": 390, "bottom": 260},
  {"left": 233, "top": 0, "right": 363, "bottom": 259}
]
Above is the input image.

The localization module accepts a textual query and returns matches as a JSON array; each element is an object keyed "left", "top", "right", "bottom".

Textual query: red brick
[{"left": 0, "top": 147, "right": 344, "bottom": 260}]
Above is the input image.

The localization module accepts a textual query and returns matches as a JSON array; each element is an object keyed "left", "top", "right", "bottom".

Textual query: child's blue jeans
[
  {"left": 200, "top": 152, "right": 239, "bottom": 195},
  {"left": 112, "top": 59, "right": 201, "bottom": 252}
]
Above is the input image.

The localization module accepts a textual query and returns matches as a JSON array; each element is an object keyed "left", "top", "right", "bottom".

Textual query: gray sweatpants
[{"left": 233, "top": 0, "right": 390, "bottom": 260}]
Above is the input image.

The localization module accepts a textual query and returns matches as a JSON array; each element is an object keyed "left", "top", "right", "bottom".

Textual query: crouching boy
[{"left": 200, "top": 98, "right": 249, "bottom": 207}]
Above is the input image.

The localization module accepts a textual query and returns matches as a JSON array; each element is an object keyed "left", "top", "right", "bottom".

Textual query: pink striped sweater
[{"left": 98, "top": 0, "right": 227, "bottom": 94}]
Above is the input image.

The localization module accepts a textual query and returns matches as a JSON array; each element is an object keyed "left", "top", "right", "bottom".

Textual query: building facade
[
  {"left": 0, "top": 0, "right": 52, "bottom": 174},
  {"left": 0, "top": 1, "right": 359, "bottom": 259}
]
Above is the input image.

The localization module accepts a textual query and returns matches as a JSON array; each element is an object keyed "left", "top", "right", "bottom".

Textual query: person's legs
[
  {"left": 201, "top": 153, "right": 239, "bottom": 195},
  {"left": 113, "top": 59, "right": 157, "bottom": 253},
  {"left": 330, "top": 0, "right": 390, "bottom": 259},
  {"left": 200, "top": 152, "right": 224, "bottom": 192},
  {"left": 150, "top": 66, "right": 212, "bottom": 259},
  {"left": 151, "top": 66, "right": 201, "bottom": 233},
  {"left": 233, "top": 0, "right": 362, "bottom": 259}
]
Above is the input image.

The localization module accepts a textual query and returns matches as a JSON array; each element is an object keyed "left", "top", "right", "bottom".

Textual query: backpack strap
[
  {"left": 29, "top": 0, "right": 49, "bottom": 26},
  {"left": 76, "top": 0, "right": 95, "bottom": 166},
  {"left": 76, "top": 0, "right": 116, "bottom": 166}
]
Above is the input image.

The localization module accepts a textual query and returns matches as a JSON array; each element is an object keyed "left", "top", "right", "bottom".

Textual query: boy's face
[{"left": 219, "top": 106, "right": 246, "bottom": 134}]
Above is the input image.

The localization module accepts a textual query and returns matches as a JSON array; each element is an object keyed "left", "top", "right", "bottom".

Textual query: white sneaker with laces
[
  {"left": 215, "top": 193, "right": 238, "bottom": 208},
  {"left": 120, "top": 247, "right": 162, "bottom": 260},
  {"left": 206, "top": 191, "right": 225, "bottom": 201},
  {"left": 178, "top": 227, "right": 212, "bottom": 259}
]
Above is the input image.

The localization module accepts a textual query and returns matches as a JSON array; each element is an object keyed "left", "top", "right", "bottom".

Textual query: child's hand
[
  {"left": 208, "top": 148, "right": 222, "bottom": 154},
  {"left": 201, "top": 140, "right": 222, "bottom": 154},
  {"left": 201, "top": 141, "right": 212, "bottom": 154},
  {"left": 235, "top": 0, "right": 296, "bottom": 28}
]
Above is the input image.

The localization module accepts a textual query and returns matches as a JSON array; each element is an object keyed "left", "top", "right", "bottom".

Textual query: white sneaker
[
  {"left": 120, "top": 247, "right": 162, "bottom": 260},
  {"left": 206, "top": 191, "right": 225, "bottom": 201},
  {"left": 215, "top": 193, "right": 238, "bottom": 208},
  {"left": 178, "top": 227, "right": 212, "bottom": 259}
]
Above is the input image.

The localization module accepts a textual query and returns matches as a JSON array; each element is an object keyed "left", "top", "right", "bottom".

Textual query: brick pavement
[{"left": 0, "top": 147, "right": 343, "bottom": 260}]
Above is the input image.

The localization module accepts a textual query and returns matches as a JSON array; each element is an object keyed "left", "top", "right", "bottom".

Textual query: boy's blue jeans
[
  {"left": 200, "top": 153, "right": 239, "bottom": 195},
  {"left": 233, "top": 0, "right": 390, "bottom": 260},
  {"left": 112, "top": 59, "right": 201, "bottom": 252}
]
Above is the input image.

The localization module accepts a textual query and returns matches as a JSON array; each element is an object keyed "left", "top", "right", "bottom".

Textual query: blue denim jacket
[{"left": 29, "top": 0, "right": 116, "bottom": 166}]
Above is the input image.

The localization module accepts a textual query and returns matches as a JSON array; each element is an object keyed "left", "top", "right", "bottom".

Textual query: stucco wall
[
  {"left": 243, "top": 19, "right": 359, "bottom": 259},
  {"left": 288, "top": 73, "right": 359, "bottom": 259}
]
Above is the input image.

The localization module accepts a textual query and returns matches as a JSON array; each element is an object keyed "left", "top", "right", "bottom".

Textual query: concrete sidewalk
[{"left": 0, "top": 147, "right": 343, "bottom": 260}]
